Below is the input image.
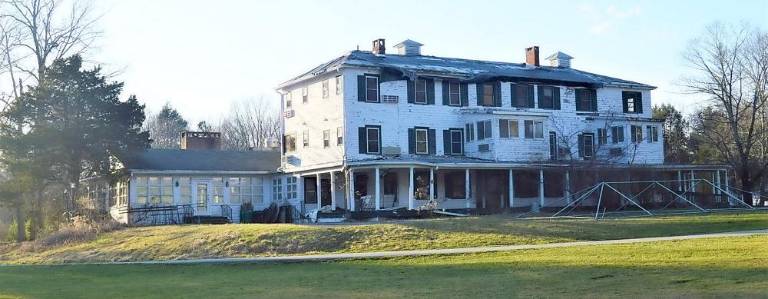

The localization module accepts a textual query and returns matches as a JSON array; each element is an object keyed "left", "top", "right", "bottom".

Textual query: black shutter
[
  {"left": 622, "top": 92, "right": 629, "bottom": 113},
  {"left": 357, "top": 75, "right": 366, "bottom": 102},
  {"left": 281, "top": 135, "right": 287, "bottom": 154},
  {"left": 358, "top": 127, "right": 366, "bottom": 153},
  {"left": 460, "top": 83, "right": 469, "bottom": 106},
  {"left": 443, "top": 130, "right": 451, "bottom": 155},
  {"left": 510, "top": 84, "right": 517, "bottom": 107},
  {"left": 408, "top": 128, "right": 415, "bottom": 154},
  {"left": 578, "top": 134, "right": 584, "bottom": 158},
  {"left": 554, "top": 87, "right": 561, "bottom": 110},
  {"left": 493, "top": 81, "right": 502, "bottom": 107},
  {"left": 407, "top": 80, "right": 415, "bottom": 103},
  {"left": 427, "top": 79, "right": 435, "bottom": 105},
  {"left": 527, "top": 85, "right": 535, "bottom": 108},
  {"left": 428, "top": 129, "right": 436, "bottom": 155},
  {"left": 536, "top": 85, "right": 543, "bottom": 108},
  {"left": 636, "top": 93, "right": 643, "bottom": 113},
  {"left": 442, "top": 81, "right": 449, "bottom": 105},
  {"left": 476, "top": 83, "right": 483, "bottom": 106},
  {"left": 591, "top": 90, "right": 597, "bottom": 112}
]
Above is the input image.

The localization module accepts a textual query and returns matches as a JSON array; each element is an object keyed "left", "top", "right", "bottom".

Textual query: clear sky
[{"left": 92, "top": 0, "right": 767, "bottom": 124}]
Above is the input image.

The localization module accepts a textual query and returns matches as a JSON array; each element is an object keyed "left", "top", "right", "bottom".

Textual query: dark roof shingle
[{"left": 123, "top": 149, "right": 280, "bottom": 172}]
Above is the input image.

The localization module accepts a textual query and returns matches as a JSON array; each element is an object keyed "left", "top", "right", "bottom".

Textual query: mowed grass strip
[
  {"left": 0, "top": 211, "right": 766, "bottom": 264},
  {"left": 0, "top": 235, "right": 765, "bottom": 298}
]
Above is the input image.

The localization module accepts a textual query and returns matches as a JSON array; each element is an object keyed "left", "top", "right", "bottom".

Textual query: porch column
[
  {"left": 429, "top": 167, "right": 434, "bottom": 201},
  {"left": 677, "top": 170, "right": 683, "bottom": 192},
  {"left": 724, "top": 169, "right": 730, "bottom": 192},
  {"left": 539, "top": 169, "right": 545, "bottom": 207},
  {"left": 690, "top": 170, "right": 696, "bottom": 194},
  {"left": 349, "top": 170, "right": 356, "bottom": 212},
  {"left": 564, "top": 170, "right": 571, "bottom": 203},
  {"left": 329, "top": 171, "right": 336, "bottom": 210},
  {"left": 374, "top": 167, "right": 381, "bottom": 210},
  {"left": 508, "top": 169, "right": 515, "bottom": 208},
  {"left": 713, "top": 171, "right": 719, "bottom": 195},
  {"left": 316, "top": 173, "right": 322, "bottom": 207},
  {"left": 465, "top": 169, "right": 471, "bottom": 208},
  {"left": 408, "top": 167, "right": 415, "bottom": 210}
]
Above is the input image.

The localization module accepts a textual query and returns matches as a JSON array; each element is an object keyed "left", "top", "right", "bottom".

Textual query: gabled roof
[
  {"left": 277, "top": 50, "right": 655, "bottom": 90},
  {"left": 123, "top": 149, "right": 280, "bottom": 173},
  {"left": 394, "top": 39, "right": 424, "bottom": 48},
  {"left": 545, "top": 51, "right": 573, "bottom": 60}
]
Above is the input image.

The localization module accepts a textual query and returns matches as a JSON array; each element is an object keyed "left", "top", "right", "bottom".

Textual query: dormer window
[{"left": 415, "top": 79, "right": 428, "bottom": 104}]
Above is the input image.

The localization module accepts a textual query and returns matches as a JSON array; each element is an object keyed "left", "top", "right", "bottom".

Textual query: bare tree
[
  {"left": 219, "top": 98, "right": 280, "bottom": 150},
  {"left": 682, "top": 22, "right": 768, "bottom": 206},
  {"left": 144, "top": 103, "right": 188, "bottom": 149}
]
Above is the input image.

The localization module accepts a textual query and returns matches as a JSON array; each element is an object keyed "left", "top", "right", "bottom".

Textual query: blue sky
[{"left": 93, "top": 0, "right": 767, "bottom": 124}]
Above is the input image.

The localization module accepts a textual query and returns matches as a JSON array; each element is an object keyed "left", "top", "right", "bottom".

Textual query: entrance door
[
  {"left": 320, "top": 179, "right": 332, "bottom": 206},
  {"left": 193, "top": 180, "right": 212, "bottom": 215}
]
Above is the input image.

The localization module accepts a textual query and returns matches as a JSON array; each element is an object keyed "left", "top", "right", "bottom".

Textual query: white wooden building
[{"left": 274, "top": 39, "right": 732, "bottom": 215}]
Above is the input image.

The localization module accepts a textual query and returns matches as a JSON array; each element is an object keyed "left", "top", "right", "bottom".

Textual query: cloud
[{"left": 578, "top": 3, "right": 642, "bottom": 34}]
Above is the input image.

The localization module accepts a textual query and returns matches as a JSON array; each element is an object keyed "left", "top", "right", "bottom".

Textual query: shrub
[
  {"left": 21, "top": 219, "right": 126, "bottom": 252},
  {"left": 5, "top": 219, "right": 18, "bottom": 242}
]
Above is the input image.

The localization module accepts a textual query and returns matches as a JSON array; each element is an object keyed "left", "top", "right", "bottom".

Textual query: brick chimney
[
  {"left": 180, "top": 131, "right": 222, "bottom": 150},
  {"left": 372, "top": 38, "right": 386, "bottom": 55},
  {"left": 525, "top": 46, "right": 540, "bottom": 67}
]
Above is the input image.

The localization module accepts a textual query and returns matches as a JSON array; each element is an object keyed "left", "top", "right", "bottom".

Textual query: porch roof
[
  {"left": 123, "top": 149, "right": 280, "bottom": 173},
  {"left": 346, "top": 157, "right": 730, "bottom": 171}
]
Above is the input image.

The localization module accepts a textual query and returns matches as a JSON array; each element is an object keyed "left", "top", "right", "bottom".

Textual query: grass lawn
[
  {"left": 0, "top": 211, "right": 766, "bottom": 264},
  {"left": 0, "top": 235, "right": 765, "bottom": 298}
]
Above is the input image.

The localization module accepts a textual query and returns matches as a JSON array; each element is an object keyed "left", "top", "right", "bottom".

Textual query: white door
[{"left": 192, "top": 180, "right": 212, "bottom": 215}]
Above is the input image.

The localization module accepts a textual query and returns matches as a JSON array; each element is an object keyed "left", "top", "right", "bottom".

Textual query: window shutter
[
  {"left": 536, "top": 85, "right": 543, "bottom": 108},
  {"left": 443, "top": 130, "right": 451, "bottom": 155},
  {"left": 407, "top": 80, "right": 415, "bottom": 103},
  {"left": 577, "top": 134, "right": 585, "bottom": 158},
  {"left": 493, "top": 82, "right": 502, "bottom": 107},
  {"left": 358, "top": 127, "right": 366, "bottom": 153},
  {"left": 408, "top": 128, "right": 415, "bottom": 154},
  {"left": 554, "top": 87, "right": 561, "bottom": 110},
  {"left": 428, "top": 129, "right": 436, "bottom": 155},
  {"left": 476, "top": 83, "right": 483, "bottom": 106},
  {"left": 636, "top": 94, "right": 643, "bottom": 113},
  {"left": 476, "top": 121, "right": 484, "bottom": 139},
  {"left": 357, "top": 75, "right": 366, "bottom": 102},
  {"left": 590, "top": 90, "right": 597, "bottom": 111},
  {"left": 622, "top": 93, "right": 629, "bottom": 113},
  {"left": 527, "top": 85, "right": 535, "bottom": 108},
  {"left": 442, "top": 81, "right": 449, "bottom": 105},
  {"left": 460, "top": 83, "right": 469, "bottom": 106},
  {"left": 427, "top": 79, "right": 435, "bottom": 105},
  {"left": 282, "top": 135, "right": 287, "bottom": 154},
  {"left": 510, "top": 84, "right": 517, "bottom": 107}
]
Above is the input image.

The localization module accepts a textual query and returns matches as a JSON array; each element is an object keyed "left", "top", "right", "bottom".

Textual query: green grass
[
  {"left": 0, "top": 235, "right": 765, "bottom": 298},
  {"left": 1, "top": 211, "right": 766, "bottom": 264}
]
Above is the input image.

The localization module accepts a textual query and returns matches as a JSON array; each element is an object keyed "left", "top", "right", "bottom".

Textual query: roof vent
[
  {"left": 546, "top": 51, "right": 573, "bottom": 68},
  {"left": 394, "top": 39, "right": 423, "bottom": 56},
  {"left": 372, "top": 38, "right": 386, "bottom": 55}
]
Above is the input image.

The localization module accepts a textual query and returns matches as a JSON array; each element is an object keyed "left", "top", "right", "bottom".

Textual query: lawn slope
[
  {"left": 0, "top": 211, "right": 766, "bottom": 264},
  {"left": 0, "top": 235, "right": 765, "bottom": 298}
]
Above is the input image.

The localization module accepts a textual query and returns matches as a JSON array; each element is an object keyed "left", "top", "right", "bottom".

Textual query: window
[
  {"left": 302, "top": 87, "right": 308, "bottom": 103},
  {"left": 336, "top": 127, "right": 343, "bottom": 145},
  {"left": 413, "top": 169, "right": 431, "bottom": 200},
  {"left": 323, "top": 130, "right": 330, "bottom": 148},
  {"left": 465, "top": 123, "right": 475, "bottom": 141},
  {"left": 512, "top": 84, "right": 534, "bottom": 108},
  {"left": 284, "top": 134, "right": 296, "bottom": 152},
  {"left": 597, "top": 128, "right": 608, "bottom": 145},
  {"left": 445, "top": 171, "right": 466, "bottom": 199},
  {"left": 365, "top": 76, "right": 379, "bottom": 102},
  {"left": 178, "top": 177, "right": 191, "bottom": 204},
  {"left": 286, "top": 177, "right": 297, "bottom": 200},
  {"left": 322, "top": 80, "right": 329, "bottom": 98},
  {"left": 415, "top": 128, "right": 429, "bottom": 154},
  {"left": 272, "top": 178, "right": 283, "bottom": 201},
  {"left": 631, "top": 125, "right": 643, "bottom": 143},
  {"left": 575, "top": 88, "right": 597, "bottom": 112},
  {"left": 499, "top": 119, "right": 519, "bottom": 138},
  {"left": 549, "top": 131, "right": 558, "bottom": 160},
  {"left": 447, "top": 129, "right": 464, "bottom": 155},
  {"left": 524, "top": 120, "right": 544, "bottom": 139},
  {"left": 581, "top": 134, "right": 595, "bottom": 159},
  {"left": 611, "top": 126, "right": 625, "bottom": 143},
  {"left": 302, "top": 130, "right": 310, "bottom": 147},
  {"left": 335, "top": 76, "right": 342, "bottom": 95},
  {"left": 482, "top": 84, "right": 494, "bottom": 106},
  {"left": 212, "top": 177, "right": 224, "bottom": 204},
  {"left": 623, "top": 91, "right": 642, "bottom": 113},
  {"left": 285, "top": 92, "right": 292, "bottom": 108},
  {"left": 448, "top": 82, "right": 461, "bottom": 106},
  {"left": 414, "top": 79, "right": 428, "bottom": 104},
  {"left": 647, "top": 125, "right": 659, "bottom": 143},
  {"left": 366, "top": 126, "right": 381, "bottom": 154},
  {"left": 251, "top": 177, "right": 264, "bottom": 205},
  {"left": 538, "top": 86, "right": 558, "bottom": 109},
  {"left": 135, "top": 176, "right": 148, "bottom": 205},
  {"left": 114, "top": 179, "right": 128, "bottom": 206},
  {"left": 476, "top": 120, "right": 492, "bottom": 140},
  {"left": 228, "top": 178, "right": 242, "bottom": 204},
  {"left": 147, "top": 176, "right": 173, "bottom": 205}
]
